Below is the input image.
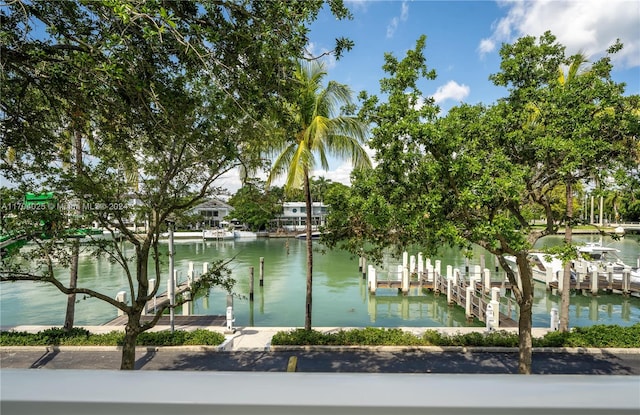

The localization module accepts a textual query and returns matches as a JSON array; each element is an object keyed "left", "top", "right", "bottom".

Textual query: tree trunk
[
  {"left": 303, "top": 171, "right": 313, "bottom": 331},
  {"left": 515, "top": 252, "right": 534, "bottom": 374},
  {"left": 120, "top": 316, "right": 141, "bottom": 370},
  {"left": 63, "top": 128, "right": 83, "bottom": 332},
  {"left": 560, "top": 180, "right": 573, "bottom": 332},
  {"left": 63, "top": 240, "right": 79, "bottom": 331}
]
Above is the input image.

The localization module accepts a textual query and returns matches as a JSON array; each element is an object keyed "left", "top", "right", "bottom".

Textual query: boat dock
[
  {"left": 106, "top": 262, "right": 212, "bottom": 325},
  {"left": 363, "top": 253, "right": 518, "bottom": 328},
  {"left": 547, "top": 273, "right": 640, "bottom": 297}
]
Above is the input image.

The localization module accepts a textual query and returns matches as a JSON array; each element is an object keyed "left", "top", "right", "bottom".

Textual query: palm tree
[
  {"left": 267, "top": 60, "right": 371, "bottom": 330},
  {"left": 556, "top": 53, "right": 592, "bottom": 332}
]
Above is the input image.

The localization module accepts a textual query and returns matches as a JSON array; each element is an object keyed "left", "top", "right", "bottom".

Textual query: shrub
[{"left": 0, "top": 329, "right": 225, "bottom": 347}]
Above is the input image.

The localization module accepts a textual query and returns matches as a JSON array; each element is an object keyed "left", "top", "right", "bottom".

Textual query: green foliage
[
  {"left": 270, "top": 325, "right": 640, "bottom": 348},
  {"left": 0, "top": 329, "right": 225, "bottom": 347},
  {"left": 2, "top": 325, "right": 637, "bottom": 348},
  {"left": 228, "top": 180, "right": 282, "bottom": 231}
]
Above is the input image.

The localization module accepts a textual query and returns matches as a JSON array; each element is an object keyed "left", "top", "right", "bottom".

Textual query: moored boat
[
  {"left": 202, "top": 229, "right": 234, "bottom": 240},
  {"left": 504, "top": 243, "right": 640, "bottom": 285}
]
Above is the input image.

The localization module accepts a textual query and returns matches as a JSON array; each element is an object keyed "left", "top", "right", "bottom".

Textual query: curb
[
  {"left": 2, "top": 345, "right": 640, "bottom": 355},
  {"left": 269, "top": 345, "right": 640, "bottom": 354}
]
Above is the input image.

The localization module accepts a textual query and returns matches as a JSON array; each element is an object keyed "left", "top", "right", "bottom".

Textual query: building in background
[{"left": 272, "top": 202, "right": 328, "bottom": 232}]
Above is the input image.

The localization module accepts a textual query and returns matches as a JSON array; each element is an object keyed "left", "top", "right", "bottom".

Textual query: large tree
[
  {"left": 494, "top": 36, "right": 638, "bottom": 332},
  {"left": 267, "top": 60, "right": 371, "bottom": 330},
  {"left": 323, "top": 34, "right": 637, "bottom": 374},
  {"left": 1, "top": 0, "right": 353, "bottom": 369}
]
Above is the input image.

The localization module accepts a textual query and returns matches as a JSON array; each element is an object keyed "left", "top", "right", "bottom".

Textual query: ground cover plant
[
  {"left": 270, "top": 325, "right": 640, "bottom": 348},
  {"left": 0, "top": 328, "right": 225, "bottom": 347}
]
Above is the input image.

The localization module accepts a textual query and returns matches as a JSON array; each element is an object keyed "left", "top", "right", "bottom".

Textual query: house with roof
[{"left": 272, "top": 202, "right": 328, "bottom": 232}]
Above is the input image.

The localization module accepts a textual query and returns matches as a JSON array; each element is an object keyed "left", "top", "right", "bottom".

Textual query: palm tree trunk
[
  {"left": 303, "top": 170, "right": 313, "bottom": 330},
  {"left": 560, "top": 180, "right": 573, "bottom": 332}
]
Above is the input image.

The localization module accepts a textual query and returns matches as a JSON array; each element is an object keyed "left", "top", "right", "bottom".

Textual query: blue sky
[{"left": 227, "top": 1, "right": 640, "bottom": 192}]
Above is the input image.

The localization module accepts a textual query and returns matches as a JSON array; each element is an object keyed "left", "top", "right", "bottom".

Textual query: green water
[{"left": 1, "top": 235, "right": 638, "bottom": 328}]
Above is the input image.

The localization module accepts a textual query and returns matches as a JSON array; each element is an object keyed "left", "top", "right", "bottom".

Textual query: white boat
[
  {"left": 233, "top": 230, "right": 258, "bottom": 239},
  {"left": 202, "top": 229, "right": 234, "bottom": 240},
  {"left": 505, "top": 243, "right": 640, "bottom": 285},
  {"left": 296, "top": 231, "right": 322, "bottom": 240}
]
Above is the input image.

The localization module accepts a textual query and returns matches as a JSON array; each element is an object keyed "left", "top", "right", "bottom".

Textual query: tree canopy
[{"left": 1, "top": 0, "right": 354, "bottom": 369}]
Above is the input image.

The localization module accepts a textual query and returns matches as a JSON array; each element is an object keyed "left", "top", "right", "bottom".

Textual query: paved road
[{"left": 2, "top": 348, "right": 640, "bottom": 374}]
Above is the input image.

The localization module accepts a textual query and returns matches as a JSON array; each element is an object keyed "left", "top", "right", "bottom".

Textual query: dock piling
[
  {"left": 249, "top": 266, "right": 254, "bottom": 302},
  {"left": 259, "top": 257, "right": 264, "bottom": 287},
  {"left": 115, "top": 291, "right": 127, "bottom": 316}
]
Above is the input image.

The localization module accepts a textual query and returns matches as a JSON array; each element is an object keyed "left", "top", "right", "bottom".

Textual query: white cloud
[
  {"left": 312, "top": 144, "right": 377, "bottom": 186},
  {"left": 478, "top": 38, "right": 496, "bottom": 55},
  {"left": 344, "top": 0, "right": 369, "bottom": 13},
  {"left": 479, "top": 0, "right": 640, "bottom": 68},
  {"left": 431, "top": 81, "right": 470, "bottom": 104},
  {"left": 387, "top": 1, "right": 409, "bottom": 38}
]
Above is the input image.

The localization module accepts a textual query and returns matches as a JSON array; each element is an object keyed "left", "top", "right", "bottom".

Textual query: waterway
[{"left": 1, "top": 234, "right": 639, "bottom": 329}]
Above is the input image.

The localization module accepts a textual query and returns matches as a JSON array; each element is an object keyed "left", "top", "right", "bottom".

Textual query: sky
[{"left": 219, "top": 0, "right": 640, "bottom": 194}]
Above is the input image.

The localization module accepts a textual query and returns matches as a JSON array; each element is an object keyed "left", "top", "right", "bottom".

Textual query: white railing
[{"left": 2, "top": 370, "right": 638, "bottom": 414}]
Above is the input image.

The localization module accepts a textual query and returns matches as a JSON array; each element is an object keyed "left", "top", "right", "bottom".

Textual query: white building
[
  {"left": 190, "top": 198, "right": 234, "bottom": 229},
  {"left": 273, "top": 202, "right": 328, "bottom": 232}
]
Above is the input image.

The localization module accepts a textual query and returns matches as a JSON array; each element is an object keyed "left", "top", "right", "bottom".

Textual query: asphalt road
[{"left": 2, "top": 348, "right": 640, "bottom": 374}]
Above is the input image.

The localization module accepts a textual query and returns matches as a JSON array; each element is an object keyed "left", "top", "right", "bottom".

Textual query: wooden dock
[
  {"left": 104, "top": 314, "right": 225, "bottom": 327},
  {"left": 547, "top": 274, "right": 640, "bottom": 297},
  {"left": 367, "top": 257, "right": 518, "bottom": 328}
]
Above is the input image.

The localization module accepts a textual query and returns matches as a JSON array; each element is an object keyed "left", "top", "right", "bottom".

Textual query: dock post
[
  {"left": 359, "top": 256, "right": 363, "bottom": 272},
  {"left": 368, "top": 265, "right": 377, "bottom": 295},
  {"left": 225, "top": 294, "right": 235, "bottom": 333},
  {"left": 115, "top": 291, "right": 127, "bottom": 316},
  {"left": 418, "top": 253, "right": 424, "bottom": 279},
  {"left": 483, "top": 269, "right": 491, "bottom": 293},
  {"left": 402, "top": 265, "right": 409, "bottom": 295},
  {"left": 473, "top": 265, "right": 481, "bottom": 281},
  {"left": 485, "top": 303, "right": 495, "bottom": 331},
  {"left": 622, "top": 269, "right": 631, "bottom": 296},
  {"left": 550, "top": 308, "right": 559, "bottom": 331},
  {"left": 435, "top": 260, "right": 441, "bottom": 280},
  {"left": 465, "top": 286, "right": 474, "bottom": 320},
  {"left": 447, "top": 265, "right": 453, "bottom": 304},
  {"left": 480, "top": 255, "right": 486, "bottom": 275},
  {"left": 260, "top": 257, "right": 264, "bottom": 287},
  {"left": 464, "top": 257, "right": 469, "bottom": 276},
  {"left": 410, "top": 255, "right": 416, "bottom": 276},
  {"left": 403, "top": 251, "right": 408, "bottom": 270},
  {"left": 188, "top": 262, "right": 194, "bottom": 288},
  {"left": 249, "top": 266, "right": 254, "bottom": 302},
  {"left": 362, "top": 257, "right": 367, "bottom": 279},
  {"left": 490, "top": 299, "right": 500, "bottom": 329},
  {"left": 606, "top": 266, "right": 614, "bottom": 291},
  {"left": 203, "top": 262, "right": 208, "bottom": 275},
  {"left": 182, "top": 291, "right": 191, "bottom": 316},
  {"left": 491, "top": 287, "right": 500, "bottom": 303},
  {"left": 426, "top": 262, "right": 434, "bottom": 283},
  {"left": 590, "top": 267, "right": 599, "bottom": 295}
]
